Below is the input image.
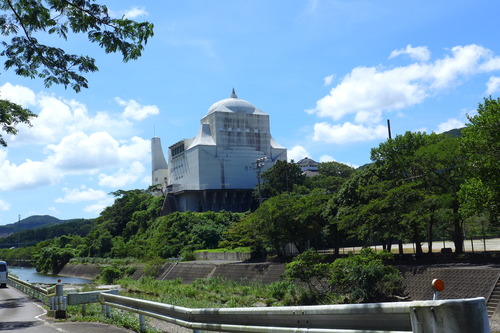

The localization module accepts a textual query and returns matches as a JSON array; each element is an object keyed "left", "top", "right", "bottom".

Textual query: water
[{"left": 9, "top": 266, "right": 91, "bottom": 284}]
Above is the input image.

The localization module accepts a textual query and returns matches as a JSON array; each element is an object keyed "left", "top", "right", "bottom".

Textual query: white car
[{"left": 0, "top": 261, "right": 8, "bottom": 288}]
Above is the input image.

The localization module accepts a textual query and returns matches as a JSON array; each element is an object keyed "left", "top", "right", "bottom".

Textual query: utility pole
[
  {"left": 255, "top": 157, "right": 267, "bottom": 206},
  {"left": 17, "top": 214, "right": 20, "bottom": 248}
]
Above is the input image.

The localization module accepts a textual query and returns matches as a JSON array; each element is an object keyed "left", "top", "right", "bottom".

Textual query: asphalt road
[{"left": 0, "top": 286, "right": 132, "bottom": 333}]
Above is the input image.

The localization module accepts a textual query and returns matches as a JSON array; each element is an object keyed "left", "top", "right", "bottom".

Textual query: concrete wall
[{"left": 195, "top": 251, "right": 251, "bottom": 261}]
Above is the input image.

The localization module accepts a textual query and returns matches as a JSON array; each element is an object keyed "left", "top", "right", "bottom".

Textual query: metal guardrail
[
  {"left": 8, "top": 275, "right": 55, "bottom": 305},
  {"left": 9, "top": 276, "right": 491, "bottom": 333},
  {"left": 98, "top": 293, "right": 490, "bottom": 333},
  {"left": 8, "top": 276, "right": 67, "bottom": 315}
]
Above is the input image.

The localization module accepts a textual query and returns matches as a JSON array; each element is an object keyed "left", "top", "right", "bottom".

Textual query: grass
[
  {"left": 65, "top": 303, "right": 161, "bottom": 333},
  {"left": 118, "top": 276, "right": 277, "bottom": 308}
]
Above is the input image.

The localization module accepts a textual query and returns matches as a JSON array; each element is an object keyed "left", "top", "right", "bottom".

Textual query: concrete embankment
[{"left": 55, "top": 261, "right": 500, "bottom": 303}]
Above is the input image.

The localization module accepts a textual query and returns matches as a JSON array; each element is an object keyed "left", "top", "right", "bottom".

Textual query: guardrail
[
  {"left": 7, "top": 276, "right": 66, "bottom": 318},
  {"left": 8, "top": 275, "right": 56, "bottom": 305},
  {"left": 98, "top": 293, "right": 490, "bottom": 333},
  {"left": 10, "top": 276, "right": 490, "bottom": 332}
]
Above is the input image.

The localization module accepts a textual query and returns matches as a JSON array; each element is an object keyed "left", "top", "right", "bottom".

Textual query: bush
[
  {"left": 99, "top": 264, "right": 137, "bottom": 284},
  {"left": 329, "top": 248, "right": 405, "bottom": 303}
]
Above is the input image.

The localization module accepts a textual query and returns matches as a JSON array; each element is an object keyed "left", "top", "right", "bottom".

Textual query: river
[{"left": 9, "top": 266, "right": 91, "bottom": 284}]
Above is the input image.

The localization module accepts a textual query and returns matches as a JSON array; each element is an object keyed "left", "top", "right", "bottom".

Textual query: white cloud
[
  {"left": 110, "top": 6, "right": 148, "bottom": 19},
  {"left": 486, "top": 76, "right": 500, "bottom": 94},
  {"left": 0, "top": 199, "right": 10, "bottom": 211},
  {"left": 1, "top": 85, "right": 144, "bottom": 147},
  {"left": 307, "top": 44, "right": 500, "bottom": 145},
  {"left": 0, "top": 125, "right": 150, "bottom": 191},
  {"left": 323, "top": 74, "right": 335, "bottom": 86},
  {"left": 0, "top": 152, "right": 62, "bottom": 191},
  {"left": 389, "top": 44, "right": 431, "bottom": 62},
  {"left": 84, "top": 201, "right": 113, "bottom": 215},
  {"left": 56, "top": 187, "right": 108, "bottom": 203},
  {"left": 309, "top": 44, "right": 500, "bottom": 124},
  {"left": 47, "top": 132, "right": 121, "bottom": 171},
  {"left": 319, "top": 155, "right": 335, "bottom": 162},
  {"left": 313, "top": 122, "right": 388, "bottom": 144},
  {"left": 48, "top": 206, "right": 60, "bottom": 215},
  {"left": 123, "top": 7, "right": 149, "bottom": 19},
  {"left": 115, "top": 98, "right": 160, "bottom": 121},
  {"left": 0, "top": 82, "right": 37, "bottom": 106},
  {"left": 98, "top": 161, "right": 146, "bottom": 188},
  {"left": 288, "top": 145, "right": 310, "bottom": 162},
  {"left": 307, "top": 64, "right": 427, "bottom": 123},
  {"left": 436, "top": 118, "right": 465, "bottom": 133}
]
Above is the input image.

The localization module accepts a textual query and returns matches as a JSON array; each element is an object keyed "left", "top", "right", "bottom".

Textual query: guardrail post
[
  {"left": 101, "top": 304, "right": 111, "bottom": 317},
  {"left": 53, "top": 282, "right": 66, "bottom": 319},
  {"left": 139, "top": 314, "right": 146, "bottom": 332}
]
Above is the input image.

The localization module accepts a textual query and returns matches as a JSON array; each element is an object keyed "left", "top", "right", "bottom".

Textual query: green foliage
[
  {"left": 0, "top": 0, "right": 154, "bottom": 92},
  {"left": 0, "top": 218, "right": 93, "bottom": 248},
  {"left": 0, "top": 246, "right": 35, "bottom": 263},
  {"left": 238, "top": 191, "right": 329, "bottom": 255},
  {"left": 140, "top": 211, "right": 244, "bottom": 259},
  {"left": 284, "top": 248, "right": 330, "bottom": 295},
  {"left": 33, "top": 246, "right": 75, "bottom": 273},
  {"left": 98, "top": 264, "right": 136, "bottom": 284},
  {"left": 0, "top": 0, "right": 154, "bottom": 147},
  {"left": 460, "top": 97, "right": 500, "bottom": 219},
  {"left": 329, "top": 248, "right": 405, "bottom": 303},
  {"left": 0, "top": 99, "right": 36, "bottom": 147},
  {"left": 260, "top": 160, "right": 306, "bottom": 197},
  {"left": 284, "top": 248, "right": 329, "bottom": 283},
  {"left": 119, "top": 276, "right": 307, "bottom": 308},
  {"left": 268, "top": 279, "right": 317, "bottom": 306}
]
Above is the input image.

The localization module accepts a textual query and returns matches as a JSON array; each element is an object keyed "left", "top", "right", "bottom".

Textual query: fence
[{"left": 9, "top": 275, "right": 491, "bottom": 333}]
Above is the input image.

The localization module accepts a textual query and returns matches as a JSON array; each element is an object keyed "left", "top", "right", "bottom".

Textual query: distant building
[
  {"left": 296, "top": 157, "right": 319, "bottom": 177},
  {"left": 151, "top": 90, "right": 287, "bottom": 213}
]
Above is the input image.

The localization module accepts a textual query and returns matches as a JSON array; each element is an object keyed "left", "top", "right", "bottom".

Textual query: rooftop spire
[{"left": 230, "top": 88, "right": 238, "bottom": 99}]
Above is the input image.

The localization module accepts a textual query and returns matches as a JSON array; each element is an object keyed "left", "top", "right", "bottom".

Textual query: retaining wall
[{"left": 55, "top": 262, "right": 500, "bottom": 303}]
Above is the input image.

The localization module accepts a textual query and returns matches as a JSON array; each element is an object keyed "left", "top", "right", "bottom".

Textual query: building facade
[{"left": 151, "top": 90, "right": 287, "bottom": 213}]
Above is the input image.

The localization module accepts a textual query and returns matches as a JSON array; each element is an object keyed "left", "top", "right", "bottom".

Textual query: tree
[
  {"left": 243, "top": 190, "right": 329, "bottom": 255},
  {"left": 460, "top": 97, "right": 500, "bottom": 222},
  {"left": 0, "top": 99, "right": 36, "bottom": 146},
  {"left": 260, "top": 160, "right": 305, "bottom": 197},
  {"left": 0, "top": 0, "right": 154, "bottom": 145}
]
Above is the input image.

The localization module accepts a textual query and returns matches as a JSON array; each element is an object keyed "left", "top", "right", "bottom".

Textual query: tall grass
[{"left": 117, "top": 276, "right": 336, "bottom": 308}]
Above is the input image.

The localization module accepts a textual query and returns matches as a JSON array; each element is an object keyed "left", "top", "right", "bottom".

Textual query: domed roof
[{"left": 207, "top": 89, "right": 265, "bottom": 115}]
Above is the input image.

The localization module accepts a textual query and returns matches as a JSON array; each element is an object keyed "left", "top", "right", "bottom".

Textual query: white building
[{"left": 152, "top": 90, "right": 287, "bottom": 213}]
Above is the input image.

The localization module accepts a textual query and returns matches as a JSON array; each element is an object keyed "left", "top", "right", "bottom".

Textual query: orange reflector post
[{"left": 432, "top": 279, "right": 445, "bottom": 292}]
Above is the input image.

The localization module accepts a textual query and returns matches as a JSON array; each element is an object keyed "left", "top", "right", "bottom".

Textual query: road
[{"left": 0, "top": 286, "right": 132, "bottom": 333}]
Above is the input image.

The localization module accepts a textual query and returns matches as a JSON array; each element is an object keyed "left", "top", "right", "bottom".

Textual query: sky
[{"left": 1, "top": 0, "right": 500, "bottom": 225}]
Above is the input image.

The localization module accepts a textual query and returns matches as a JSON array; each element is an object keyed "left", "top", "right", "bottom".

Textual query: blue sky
[{"left": 1, "top": 0, "right": 500, "bottom": 225}]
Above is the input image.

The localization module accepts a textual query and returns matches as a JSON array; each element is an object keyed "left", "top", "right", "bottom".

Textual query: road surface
[{"left": 0, "top": 285, "right": 132, "bottom": 332}]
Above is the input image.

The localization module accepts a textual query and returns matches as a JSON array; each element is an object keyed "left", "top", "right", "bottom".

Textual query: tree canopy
[{"left": 0, "top": 0, "right": 154, "bottom": 146}]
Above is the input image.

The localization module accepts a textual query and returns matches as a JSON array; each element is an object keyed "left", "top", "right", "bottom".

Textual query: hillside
[
  {"left": 0, "top": 215, "right": 67, "bottom": 238},
  {"left": 0, "top": 218, "right": 94, "bottom": 248}
]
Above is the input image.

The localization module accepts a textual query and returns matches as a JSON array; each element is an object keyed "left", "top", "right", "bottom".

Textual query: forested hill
[
  {"left": 0, "top": 215, "right": 68, "bottom": 237},
  {"left": 0, "top": 217, "right": 94, "bottom": 248}
]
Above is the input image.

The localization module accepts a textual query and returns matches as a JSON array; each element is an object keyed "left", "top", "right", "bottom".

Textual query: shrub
[
  {"left": 329, "top": 248, "right": 405, "bottom": 303},
  {"left": 99, "top": 264, "right": 137, "bottom": 284}
]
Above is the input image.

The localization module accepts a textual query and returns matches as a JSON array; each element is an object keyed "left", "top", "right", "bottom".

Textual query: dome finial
[{"left": 230, "top": 88, "right": 238, "bottom": 99}]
